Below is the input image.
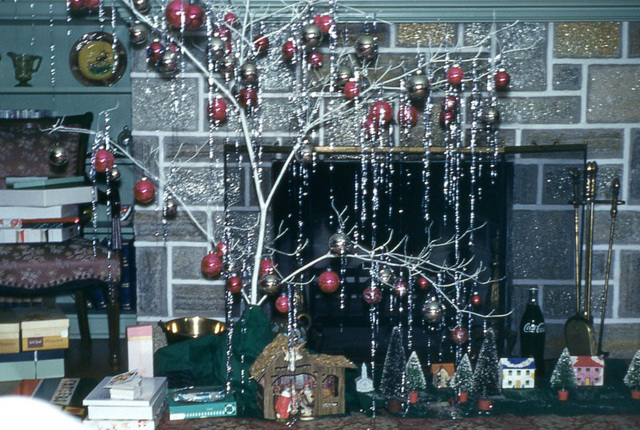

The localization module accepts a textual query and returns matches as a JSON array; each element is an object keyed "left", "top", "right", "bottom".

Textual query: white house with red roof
[{"left": 571, "top": 355, "right": 605, "bottom": 386}]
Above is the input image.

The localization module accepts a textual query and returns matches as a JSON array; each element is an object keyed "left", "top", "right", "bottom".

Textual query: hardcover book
[
  {"left": 167, "top": 393, "right": 237, "bottom": 421},
  {"left": 83, "top": 377, "right": 168, "bottom": 416},
  {"left": 0, "top": 204, "right": 79, "bottom": 219},
  {"left": 0, "top": 186, "right": 93, "bottom": 207}
]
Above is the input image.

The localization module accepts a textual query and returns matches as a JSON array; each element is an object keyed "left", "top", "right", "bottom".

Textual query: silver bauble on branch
[
  {"left": 422, "top": 297, "right": 443, "bottom": 323},
  {"left": 329, "top": 231, "right": 352, "bottom": 255},
  {"left": 219, "top": 55, "right": 236, "bottom": 75},
  {"left": 157, "top": 51, "right": 180, "bottom": 77},
  {"left": 355, "top": 35, "right": 377, "bottom": 62},
  {"left": 295, "top": 143, "right": 314, "bottom": 164},
  {"left": 407, "top": 73, "right": 429, "bottom": 101},
  {"left": 129, "top": 23, "right": 149, "bottom": 46},
  {"left": 117, "top": 126, "right": 132, "bottom": 147},
  {"left": 209, "top": 37, "right": 227, "bottom": 61},
  {"left": 108, "top": 167, "right": 121, "bottom": 183},
  {"left": 240, "top": 62, "right": 259, "bottom": 85},
  {"left": 163, "top": 197, "right": 178, "bottom": 218},
  {"left": 335, "top": 64, "right": 354, "bottom": 89},
  {"left": 483, "top": 107, "right": 500, "bottom": 126},
  {"left": 48, "top": 145, "right": 69, "bottom": 168},
  {"left": 132, "top": 0, "right": 151, "bottom": 14},
  {"left": 301, "top": 24, "right": 322, "bottom": 49},
  {"left": 259, "top": 274, "right": 280, "bottom": 295},
  {"left": 378, "top": 266, "right": 394, "bottom": 286}
]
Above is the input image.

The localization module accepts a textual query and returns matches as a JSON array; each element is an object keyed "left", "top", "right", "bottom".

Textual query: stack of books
[
  {"left": 82, "top": 374, "right": 168, "bottom": 430},
  {"left": 0, "top": 176, "right": 92, "bottom": 244}
]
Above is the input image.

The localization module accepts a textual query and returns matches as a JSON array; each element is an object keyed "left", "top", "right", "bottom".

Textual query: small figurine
[
  {"left": 274, "top": 387, "right": 292, "bottom": 421},
  {"left": 298, "top": 382, "right": 314, "bottom": 420}
]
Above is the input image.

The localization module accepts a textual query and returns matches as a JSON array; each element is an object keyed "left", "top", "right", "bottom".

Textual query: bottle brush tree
[
  {"left": 472, "top": 328, "right": 501, "bottom": 398},
  {"left": 450, "top": 353, "right": 474, "bottom": 394},
  {"left": 550, "top": 347, "right": 577, "bottom": 392},
  {"left": 380, "top": 326, "right": 406, "bottom": 398},
  {"left": 405, "top": 351, "right": 427, "bottom": 394},
  {"left": 623, "top": 349, "right": 640, "bottom": 392}
]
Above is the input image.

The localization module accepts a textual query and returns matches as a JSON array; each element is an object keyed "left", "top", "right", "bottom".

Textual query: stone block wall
[{"left": 131, "top": 22, "right": 640, "bottom": 358}]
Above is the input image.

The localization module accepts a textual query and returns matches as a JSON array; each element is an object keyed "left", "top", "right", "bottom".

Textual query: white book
[
  {"left": 0, "top": 205, "right": 79, "bottom": 219},
  {"left": 83, "top": 406, "right": 164, "bottom": 430},
  {"left": 87, "top": 398, "right": 166, "bottom": 421},
  {"left": 0, "top": 224, "right": 80, "bottom": 244},
  {"left": 0, "top": 186, "right": 93, "bottom": 207},
  {"left": 84, "top": 377, "right": 168, "bottom": 408}
]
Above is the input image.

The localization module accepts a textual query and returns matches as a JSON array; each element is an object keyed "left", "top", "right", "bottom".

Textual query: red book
[{"left": 13, "top": 379, "right": 42, "bottom": 396}]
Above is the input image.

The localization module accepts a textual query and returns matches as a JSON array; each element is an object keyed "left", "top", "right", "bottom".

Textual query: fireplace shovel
[{"left": 565, "top": 162, "right": 597, "bottom": 356}]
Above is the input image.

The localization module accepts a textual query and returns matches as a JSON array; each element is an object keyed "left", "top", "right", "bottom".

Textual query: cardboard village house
[{"left": 250, "top": 334, "right": 355, "bottom": 420}]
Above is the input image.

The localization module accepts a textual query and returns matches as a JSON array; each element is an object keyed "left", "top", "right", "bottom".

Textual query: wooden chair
[{"left": 0, "top": 113, "right": 122, "bottom": 366}]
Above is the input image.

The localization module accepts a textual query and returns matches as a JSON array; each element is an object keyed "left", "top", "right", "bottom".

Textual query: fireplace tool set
[{"left": 565, "top": 161, "right": 623, "bottom": 357}]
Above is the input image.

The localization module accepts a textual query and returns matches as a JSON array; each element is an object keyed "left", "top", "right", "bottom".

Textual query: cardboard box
[
  {"left": 127, "top": 324, "right": 154, "bottom": 377},
  {"left": 16, "top": 307, "right": 69, "bottom": 351},
  {"left": 0, "top": 310, "right": 20, "bottom": 354}
]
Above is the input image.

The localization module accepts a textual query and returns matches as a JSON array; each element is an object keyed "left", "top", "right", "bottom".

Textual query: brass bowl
[{"left": 158, "top": 316, "right": 226, "bottom": 344}]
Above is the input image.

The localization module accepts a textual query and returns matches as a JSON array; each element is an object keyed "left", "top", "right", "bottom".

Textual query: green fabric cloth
[{"left": 154, "top": 306, "right": 274, "bottom": 418}]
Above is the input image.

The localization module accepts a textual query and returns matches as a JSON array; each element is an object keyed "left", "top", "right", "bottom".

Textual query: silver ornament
[
  {"left": 484, "top": 107, "right": 500, "bottom": 125},
  {"left": 209, "top": 37, "right": 227, "bottom": 61},
  {"left": 378, "top": 266, "right": 394, "bottom": 286},
  {"left": 108, "top": 167, "right": 121, "bottom": 183},
  {"left": 219, "top": 55, "right": 236, "bottom": 75},
  {"left": 302, "top": 24, "right": 322, "bottom": 49},
  {"left": 49, "top": 145, "right": 69, "bottom": 168},
  {"left": 295, "top": 143, "right": 314, "bottom": 164},
  {"left": 259, "top": 274, "right": 280, "bottom": 295},
  {"left": 355, "top": 35, "right": 377, "bottom": 62},
  {"left": 132, "top": 0, "right": 150, "bottom": 14},
  {"left": 118, "top": 126, "right": 132, "bottom": 147},
  {"left": 129, "top": 23, "right": 149, "bottom": 46},
  {"left": 335, "top": 64, "right": 353, "bottom": 89},
  {"left": 240, "top": 62, "right": 259, "bottom": 85},
  {"left": 422, "top": 297, "right": 443, "bottom": 323},
  {"left": 329, "top": 232, "right": 352, "bottom": 255},
  {"left": 164, "top": 198, "right": 178, "bottom": 218},
  {"left": 407, "top": 73, "right": 429, "bottom": 101},
  {"left": 157, "top": 51, "right": 180, "bottom": 76}
]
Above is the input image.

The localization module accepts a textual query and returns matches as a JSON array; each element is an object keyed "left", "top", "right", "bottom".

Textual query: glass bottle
[{"left": 519, "top": 287, "right": 546, "bottom": 377}]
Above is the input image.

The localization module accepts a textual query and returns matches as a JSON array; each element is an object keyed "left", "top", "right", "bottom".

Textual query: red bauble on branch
[
  {"left": 186, "top": 3, "right": 204, "bottom": 30},
  {"left": 363, "top": 286, "right": 382, "bottom": 304},
  {"left": 447, "top": 65, "right": 464, "bottom": 86},
  {"left": 259, "top": 257, "right": 274, "bottom": 276},
  {"left": 214, "top": 241, "right": 228, "bottom": 258},
  {"left": 281, "top": 40, "right": 298, "bottom": 62},
  {"left": 494, "top": 68, "right": 511, "bottom": 89},
  {"left": 93, "top": 148, "right": 115, "bottom": 173},
  {"left": 442, "top": 95, "right": 459, "bottom": 113},
  {"left": 224, "top": 12, "right": 238, "bottom": 28},
  {"left": 147, "top": 41, "right": 165, "bottom": 62},
  {"left": 343, "top": 80, "right": 361, "bottom": 100},
  {"left": 238, "top": 87, "right": 259, "bottom": 112},
  {"left": 85, "top": 0, "right": 101, "bottom": 11},
  {"left": 134, "top": 178, "right": 155, "bottom": 204},
  {"left": 275, "top": 294, "right": 289, "bottom": 313},
  {"left": 392, "top": 278, "right": 409, "bottom": 297},
  {"left": 253, "top": 34, "right": 269, "bottom": 55},
  {"left": 452, "top": 326, "right": 469, "bottom": 345},
  {"left": 226, "top": 275, "right": 243, "bottom": 294},
  {"left": 165, "top": 0, "right": 188, "bottom": 29},
  {"left": 307, "top": 51, "right": 323, "bottom": 69},
  {"left": 207, "top": 97, "right": 228, "bottom": 123},
  {"left": 68, "top": 0, "right": 86, "bottom": 12},
  {"left": 313, "top": 13, "right": 333, "bottom": 34},
  {"left": 369, "top": 100, "right": 393, "bottom": 124},
  {"left": 318, "top": 269, "right": 340, "bottom": 293},
  {"left": 416, "top": 275, "right": 431, "bottom": 291},
  {"left": 398, "top": 104, "right": 418, "bottom": 128},
  {"left": 471, "top": 292, "right": 483, "bottom": 307},
  {"left": 201, "top": 252, "right": 223, "bottom": 278}
]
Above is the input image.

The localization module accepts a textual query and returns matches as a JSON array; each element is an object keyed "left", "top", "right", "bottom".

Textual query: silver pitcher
[{"left": 8, "top": 52, "right": 42, "bottom": 87}]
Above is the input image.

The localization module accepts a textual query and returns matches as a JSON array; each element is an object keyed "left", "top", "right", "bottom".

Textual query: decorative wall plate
[{"left": 69, "top": 32, "right": 127, "bottom": 86}]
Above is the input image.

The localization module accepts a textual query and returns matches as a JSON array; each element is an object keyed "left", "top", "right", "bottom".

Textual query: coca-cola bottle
[{"left": 519, "top": 287, "right": 546, "bottom": 377}]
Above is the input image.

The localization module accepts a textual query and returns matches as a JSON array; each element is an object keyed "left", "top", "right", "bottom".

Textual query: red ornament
[
  {"left": 186, "top": 3, "right": 204, "bottom": 30},
  {"left": 147, "top": 41, "right": 165, "bottom": 62},
  {"left": 362, "top": 286, "right": 382, "bottom": 305},
  {"left": 343, "top": 80, "right": 361, "bottom": 100},
  {"left": 442, "top": 95, "right": 459, "bottom": 113},
  {"left": 214, "top": 25, "right": 232, "bottom": 41},
  {"left": 214, "top": 240, "right": 228, "bottom": 257},
  {"left": 85, "top": 0, "right": 100, "bottom": 11},
  {"left": 165, "top": 0, "right": 188, "bottom": 29},
  {"left": 226, "top": 276, "right": 243, "bottom": 294},
  {"left": 439, "top": 110, "right": 455, "bottom": 129},
  {"left": 224, "top": 12, "right": 239, "bottom": 28},
  {"left": 93, "top": 148, "right": 115, "bottom": 173},
  {"left": 398, "top": 104, "right": 419, "bottom": 128},
  {"left": 275, "top": 294, "right": 289, "bottom": 314},
  {"left": 201, "top": 252, "right": 223, "bottom": 278},
  {"left": 471, "top": 292, "right": 482, "bottom": 307},
  {"left": 238, "top": 87, "right": 258, "bottom": 111},
  {"left": 68, "top": 0, "right": 86, "bottom": 12},
  {"left": 281, "top": 40, "right": 298, "bottom": 62},
  {"left": 207, "top": 97, "right": 228, "bottom": 123},
  {"left": 307, "top": 51, "right": 323, "bottom": 69},
  {"left": 447, "top": 65, "right": 464, "bottom": 86},
  {"left": 253, "top": 34, "right": 269, "bottom": 55},
  {"left": 133, "top": 178, "right": 155, "bottom": 204},
  {"left": 369, "top": 100, "right": 393, "bottom": 124},
  {"left": 393, "top": 278, "right": 409, "bottom": 298},
  {"left": 416, "top": 275, "right": 431, "bottom": 291},
  {"left": 451, "top": 327, "right": 469, "bottom": 345},
  {"left": 494, "top": 68, "right": 510, "bottom": 89},
  {"left": 313, "top": 14, "right": 333, "bottom": 34},
  {"left": 318, "top": 269, "right": 340, "bottom": 293},
  {"left": 259, "top": 257, "right": 274, "bottom": 276}
]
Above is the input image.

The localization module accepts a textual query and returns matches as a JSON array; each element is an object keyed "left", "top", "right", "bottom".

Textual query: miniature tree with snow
[
  {"left": 550, "top": 347, "right": 576, "bottom": 400},
  {"left": 449, "top": 353, "right": 474, "bottom": 403},
  {"left": 405, "top": 351, "right": 427, "bottom": 402},
  {"left": 623, "top": 349, "right": 640, "bottom": 399},
  {"left": 472, "top": 329, "right": 501, "bottom": 400},
  {"left": 380, "top": 326, "right": 407, "bottom": 398}
]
